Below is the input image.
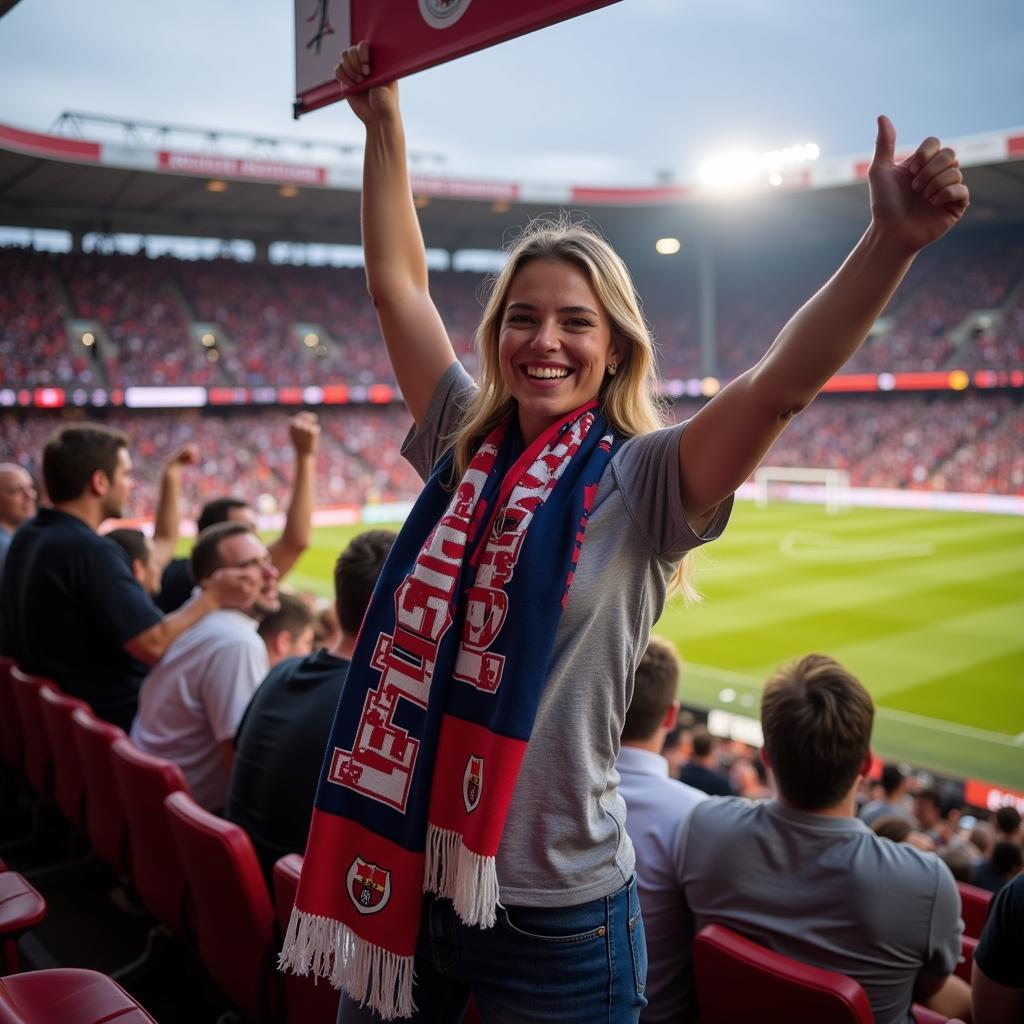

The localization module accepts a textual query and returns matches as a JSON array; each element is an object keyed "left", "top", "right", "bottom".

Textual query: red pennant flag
[{"left": 294, "top": 0, "right": 622, "bottom": 117}]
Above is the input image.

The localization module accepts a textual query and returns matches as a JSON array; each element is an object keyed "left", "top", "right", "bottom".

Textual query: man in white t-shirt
[
  {"left": 615, "top": 635, "right": 707, "bottom": 1024},
  {"left": 131, "top": 521, "right": 280, "bottom": 810}
]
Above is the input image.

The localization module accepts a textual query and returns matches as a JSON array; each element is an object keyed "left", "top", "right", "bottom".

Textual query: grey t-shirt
[
  {"left": 678, "top": 798, "right": 963, "bottom": 1024},
  {"left": 403, "top": 362, "right": 732, "bottom": 906}
]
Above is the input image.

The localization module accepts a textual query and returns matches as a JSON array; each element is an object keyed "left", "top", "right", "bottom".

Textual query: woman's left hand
[{"left": 868, "top": 115, "right": 969, "bottom": 255}]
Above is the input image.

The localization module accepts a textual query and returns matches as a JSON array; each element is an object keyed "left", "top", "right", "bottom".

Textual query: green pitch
[{"left": 282, "top": 501, "right": 1024, "bottom": 788}]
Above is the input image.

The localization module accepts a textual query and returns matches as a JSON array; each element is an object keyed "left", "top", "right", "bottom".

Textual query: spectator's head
[
  {"left": 105, "top": 528, "right": 160, "bottom": 595},
  {"left": 191, "top": 522, "right": 280, "bottom": 617},
  {"left": 880, "top": 762, "right": 910, "bottom": 799},
  {"left": 661, "top": 722, "right": 692, "bottom": 773},
  {"left": 760, "top": 654, "right": 874, "bottom": 812},
  {"left": 334, "top": 529, "right": 396, "bottom": 641},
  {"left": 621, "top": 635, "right": 680, "bottom": 746},
  {"left": 258, "top": 592, "right": 315, "bottom": 667},
  {"left": 691, "top": 726, "right": 715, "bottom": 761},
  {"left": 991, "top": 840, "right": 1024, "bottom": 881},
  {"left": 914, "top": 788, "right": 943, "bottom": 830},
  {"left": 872, "top": 816, "right": 914, "bottom": 844},
  {"left": 939, "top": 848, "right": 973, "bottom": 884},
  {"left": 0, "top": 463, "right": 37, "bottom": 531},
  {"left": 42, "top": 425, "right": 132, "bottom": 519},
  {"left": 995, "top": 806, "right": 1022, "bottom": 842},
  {"left": 196, "top": 497, "right": 256, "bottom": 534},
  {"left": 970, "top": 822, "right": 995, "bottom": 860}
]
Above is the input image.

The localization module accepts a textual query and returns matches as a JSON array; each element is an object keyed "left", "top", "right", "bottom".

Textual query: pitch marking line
[
  {"left": 779, "top": 531, "right": 935, "bottom": 563},
  {"left": 687, "top": 662, "right": 1021, "bottom": 750}
]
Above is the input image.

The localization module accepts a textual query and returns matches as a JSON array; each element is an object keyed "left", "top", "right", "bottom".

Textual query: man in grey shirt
[
  {"left": 615, "top": 635, "right": 706, "bottom": 1023},
  {"left": 678, "top": 654, "right": 969, "bottom": 1024}
]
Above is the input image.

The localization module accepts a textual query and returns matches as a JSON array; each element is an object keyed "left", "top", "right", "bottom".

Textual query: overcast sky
[{"left": 1, "top": 0, "right": 1022, "bottom": 185}]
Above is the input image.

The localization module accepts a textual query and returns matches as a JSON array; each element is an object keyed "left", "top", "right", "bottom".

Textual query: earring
[{"left": 607, "top": 362, "right": 617, "bottom": 376}]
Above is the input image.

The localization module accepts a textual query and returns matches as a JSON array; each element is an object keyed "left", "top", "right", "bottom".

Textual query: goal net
[{"left": 754, "top": 466, "right": 851, "bottom": 515}]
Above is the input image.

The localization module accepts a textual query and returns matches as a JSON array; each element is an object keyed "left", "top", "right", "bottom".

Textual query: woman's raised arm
[
  {"left": 677, "top": 115, "right": 969, "bottom": 526},
  {"left": 337, "top": 43, "right": 457, "bottom": 425}
]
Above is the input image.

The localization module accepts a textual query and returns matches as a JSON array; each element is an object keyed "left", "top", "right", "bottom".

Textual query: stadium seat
[
  {"left": 7, "top": 671, "right": 52, "bottom": 800},
  {"left": 0, "top": 968, "right": 157, "bottom": 1023},
  {"left": 0, "top": 658, "right": 21, "bottom": 774},
  {"left": 272, "top": 853, "right": 345, "bottom": 1024},
  {"left": 37, "top": 687, "right": 91, "bottom": 831},
  {"left": 70, "top": 710, "right": 129, "bottom": 878},
  {"left": 0, "top": 871, "right": 46, "bottom": 974},
  {"left": 956, "top": 880, "right": 993, "bottom": 939},
  {"left": 109, "top": 738, "right": 191, "bottom": 935},
  {"left": 692, "top": 923, "right": 874, "bottom": 1023},
  {"left": 164, "top": 791, "right": 283, "bottom": 1024}
]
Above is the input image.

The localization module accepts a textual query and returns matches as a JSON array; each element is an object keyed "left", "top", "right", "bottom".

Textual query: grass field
[{"left": 282, "top": 501, "right": 1024, "bottom": 789}]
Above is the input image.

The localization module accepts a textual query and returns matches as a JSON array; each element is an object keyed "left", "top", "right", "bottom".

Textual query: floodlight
[
  {"left": 279, "top": 185, "right": 299, "bottom": 198},
  {"left": 655, "top": 237, "right": 681, "bottom": 255},
  {"left": 206, "top": 180, "right": 228, "bottom": 193},
  {"left": 82, "top": 332, "right": 95, "bottom": 347},
  {"left": 304, "top": 332, "right": 318, "bottom": 347},
  {"left": 201, "top": 333, "right": 215, "bottom": 347},
  {"left": 700, "top": 377, "right": 721, "bottom": 397},
  {"left": 696, "top": 140, "right": 820, "bottom": 192},
  {"left": 948, "top": 370, "right": 969, "bottom": 391}
]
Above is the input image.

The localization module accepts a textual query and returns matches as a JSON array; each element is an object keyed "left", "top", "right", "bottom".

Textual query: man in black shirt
[
  {"left": 0, "top": 425, "right": 258, "bottom": 731},
  {"left": 226, "top": 528, "right": 395, "bottom": 881},
  {"left": 678, "top": 726, "right": 736, "bottom": 797}
]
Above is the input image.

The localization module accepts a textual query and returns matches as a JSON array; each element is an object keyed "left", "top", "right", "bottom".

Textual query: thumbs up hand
[{"left": 868, "top": 115, "right": 969, "bottom": 255}]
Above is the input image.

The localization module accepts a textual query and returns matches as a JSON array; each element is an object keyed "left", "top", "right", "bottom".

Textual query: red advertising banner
[
  {"left": 158, "top": 151, "right": 327, "bottom": 186},
  {"left": 294, "top": 0, "right": 623, "bottom": 117},
  {"left": 964, "top": 779, "right": 1024, "bottom": 813}
]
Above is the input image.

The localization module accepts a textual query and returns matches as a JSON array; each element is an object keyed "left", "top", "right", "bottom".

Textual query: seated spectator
[
  {"left": 225, "top": 529, "right": 395, "bottom": 881},
  {"left": 0, "top": 463, "right": 36, "bottom": 588},
  {"left": 0, "top": 426, "right": 254, "bottom": 731},
  {"left": 973, "top": 841, "right": 1024, "bottom": 895},
  {"left": 155, "top": 412, "right": 320, "bottom": 612},
  {"left": 678, "top": 654, "right": 969, "bottom": 1024},
  {"left": 105, "top": 528, "right": 161, "bottom": 596},
  {"left": 994, "top": 806, "right": 1022, "bottom": 846},
  {"left": 257, "top": 591, "right": 315, "bottom": 668},
  {"left": 971, "top": 874, "right": 1024, "bottom": 1023},
  {"left": 678, "top": 725, "right": 735, "bottom": 796},
  {"left": 131, "top": 522, "right": 279, "bottom": 810},
  {"left": 614, "top": 635, "right": 707, "bottom": 1024},
  {"left": 859, "top": 761, "right": 914, "bottom": 827},
  {"left": 659, "top": 722, "right": 692, "bottom": 779}
]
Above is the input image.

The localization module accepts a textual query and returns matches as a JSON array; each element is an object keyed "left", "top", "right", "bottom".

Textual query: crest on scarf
[
  {"left": 462, "top": 754, "right": 484, "bottom": 813},
  {"left": 346, "top": 857, "right": 392, "bottom": 915}
]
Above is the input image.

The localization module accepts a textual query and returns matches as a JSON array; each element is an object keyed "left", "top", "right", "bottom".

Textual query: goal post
[{"left": 754, "top": 466, "right": 851, "bottom": 515}]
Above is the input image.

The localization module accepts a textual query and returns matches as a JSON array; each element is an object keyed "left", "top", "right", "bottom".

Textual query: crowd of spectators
[
  {"left": 4, "top": 229, "right": 1024, "bottom": 390},
  {"left": 2, "top": 390, "right": 1021, "bottom": 518}
]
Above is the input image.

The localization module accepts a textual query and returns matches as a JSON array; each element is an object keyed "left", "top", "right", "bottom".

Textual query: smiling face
[{"left": 498, "top": 258, "right": 622, "bottom": 444}]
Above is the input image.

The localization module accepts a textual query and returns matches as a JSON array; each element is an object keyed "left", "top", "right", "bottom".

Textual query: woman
[{"left": 281, "top": 43, "right": 969, "bottom": 1023}]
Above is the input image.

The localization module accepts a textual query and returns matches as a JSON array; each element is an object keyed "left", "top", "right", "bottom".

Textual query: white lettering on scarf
[
  {"left": 328, "top": 450, "right": 496, "bottom": 811},
  {"left": 454, "top": 414, "right": 591, "bottom": 693}
]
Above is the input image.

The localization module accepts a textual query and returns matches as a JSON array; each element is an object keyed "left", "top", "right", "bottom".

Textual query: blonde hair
[{"left": 450, "top": 215, "right": 697, "bottom": 601}]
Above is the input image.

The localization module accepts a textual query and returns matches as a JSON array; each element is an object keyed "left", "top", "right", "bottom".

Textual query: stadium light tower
[{"left": 697, "top": 142, "right": 820, "bottom": 192}]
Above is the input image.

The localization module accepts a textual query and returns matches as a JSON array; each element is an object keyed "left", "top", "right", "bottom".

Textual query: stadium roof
[{"left": 2, "top": 117, "right": 1023, "bottom": 262}]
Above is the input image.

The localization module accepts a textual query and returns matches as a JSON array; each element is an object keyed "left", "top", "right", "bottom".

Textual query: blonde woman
[{"left": 281, "top": 42, "right": 969, "bottom": 1024}]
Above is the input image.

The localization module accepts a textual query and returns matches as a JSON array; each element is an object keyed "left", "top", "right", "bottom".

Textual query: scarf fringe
[
  {"left": 424, "top": 823, "right": 500, "bottom": 928},
  {"left": 278, "top": 906, "right": 416, "bottom": 1021}
]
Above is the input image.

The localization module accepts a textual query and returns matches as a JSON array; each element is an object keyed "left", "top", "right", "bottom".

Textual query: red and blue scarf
[{"left": 280, "top": 400, "right": 616, "bottom": 1019}]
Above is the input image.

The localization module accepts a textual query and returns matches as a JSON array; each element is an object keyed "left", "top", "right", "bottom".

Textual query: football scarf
[{"left": 280, "top": 400, "right": 616, "bottom": 1020}]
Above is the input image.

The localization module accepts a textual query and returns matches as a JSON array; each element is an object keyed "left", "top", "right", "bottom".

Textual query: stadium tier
[{"left": 3, "top": 225, "right": 1024, "bottom": 391}]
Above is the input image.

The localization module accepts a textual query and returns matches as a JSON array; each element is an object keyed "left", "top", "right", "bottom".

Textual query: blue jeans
[{"left": 338, "top": 875, "right": 647, "bottom": 1023}]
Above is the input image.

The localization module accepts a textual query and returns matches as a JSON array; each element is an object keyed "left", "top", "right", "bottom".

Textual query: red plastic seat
[
  {"left": 164, "top": 791, "right": 283, "bottom": 1024},
  {"left": 272, "top": 854, "right": 342, "bottom": 1024},
  {"left": 0, "top": 872, "right": 46, "bottom": 974},
  {"left": 109, "top": 737, "right": 190, "bottom": 935},
  {"left": 70, "top": 710, "right": 129, "bottom": 877},
  {"left": 693, "top": 923, "right": 874, "bottom": 1024},
  {"left": 8, "top": 671, "right": 52, "bottom": 799},
  {"left": 38, "top": 686, "right": 91, "bottom": 830},
  {"left": 0, "top": 658, "right": 21, "bottom": 772},
  {"left": 0, "top": 968, "right": 157, "bottom": 1023},
  {"left": 956, "top": 880, "right": 993, "bottom": 939}
]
